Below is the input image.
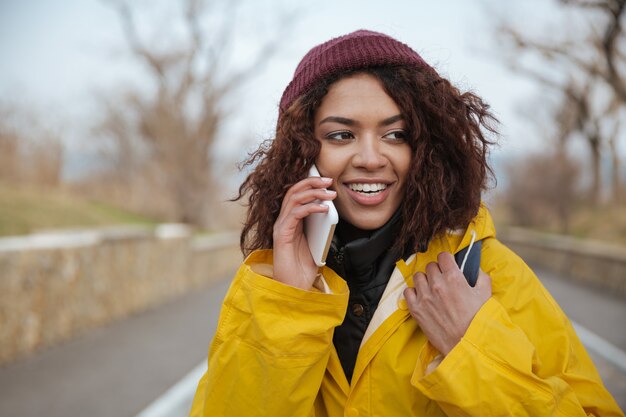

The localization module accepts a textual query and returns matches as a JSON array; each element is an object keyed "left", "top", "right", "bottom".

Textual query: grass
[
  {"left": 490, "top": 199, "right": 626, "bottom": 247},
  {"left": 0, "top": 183, "right": 160, "bottom": 237},
  {"left": 567, "top": 204, "right": 626, "bottom": 246}
]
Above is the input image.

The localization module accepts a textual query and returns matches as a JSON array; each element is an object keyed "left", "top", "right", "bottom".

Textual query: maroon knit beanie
[{"left": 279, "top": 29, "right": 431, "bottom": 115}]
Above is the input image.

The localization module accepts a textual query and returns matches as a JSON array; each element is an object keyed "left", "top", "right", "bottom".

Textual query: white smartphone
[{"left": 304, "top": 165, "right": 339, "bottom": 266}]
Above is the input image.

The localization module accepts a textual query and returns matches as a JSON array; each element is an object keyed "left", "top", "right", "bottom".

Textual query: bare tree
[
  {"left": 505, "top": 149, "right": 582, "bottom": 233},
  {"left": 0, "top": 105, "right": 64, "bottom": 188},
  {"left": 496, "top": 0, "right": 625, "bottom": 205},
  {"left": 0, "top": 127, "right": 20, "bottom": 184},
  {"left": 608, "top": 119, "right": 624, "bottom": 202},
  {"left": 96, "top": 0, "right": 295, "bottom": 227}
]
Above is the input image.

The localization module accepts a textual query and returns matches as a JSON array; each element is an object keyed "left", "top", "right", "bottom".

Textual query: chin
[{"left": 343, "top": 212, "right": 392, "bottom": 230}]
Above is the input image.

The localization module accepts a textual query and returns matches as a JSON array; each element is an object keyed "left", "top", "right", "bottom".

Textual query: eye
[
  {"left": 326, "top": 131, "right": 355, "bottom": 141},
  {"left": 383, "top": 130, "right": 407, "bottom": 142}
]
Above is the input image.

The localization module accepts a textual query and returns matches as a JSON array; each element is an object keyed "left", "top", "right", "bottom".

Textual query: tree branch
[
  {"left": 600, "top": 0, "right": 626, "bottom": 101},
  {"left": 108, "top": 0, "right": 168, "bottom": 82}
]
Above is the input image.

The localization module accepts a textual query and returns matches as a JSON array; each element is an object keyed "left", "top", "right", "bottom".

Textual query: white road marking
[
  {"left": 134, "top": 362, "right": 205, "bottom": 417},
  {"left": 572, "top": 320, "right": 626, "bottom": 374}
]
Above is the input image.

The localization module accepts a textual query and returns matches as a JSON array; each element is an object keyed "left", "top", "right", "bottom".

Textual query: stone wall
[
  {"left": 3, "top": 224, "right": 623, "bottom": 365},
  {"left": 499, "top": 227, "right": 626, "bottom": 298},
  {"left": 0, "top": 225, "right": 241, "bottom": 366}
]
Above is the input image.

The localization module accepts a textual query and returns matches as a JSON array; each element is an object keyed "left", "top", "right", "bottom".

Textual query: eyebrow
[
  {"left": 318, "top": 116, "right": 356, "bottom": 126},
  {"left": 379, "top": 114, "right": 403, "bottom": 127},
  {"left": 317, "top": 114, "right": 404, "bottom": 127}
]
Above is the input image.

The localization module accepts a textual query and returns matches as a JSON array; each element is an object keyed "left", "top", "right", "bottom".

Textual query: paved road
[
  {"left": 0, "top": 266, "right": 624, "bottom": 417},
  {"left": 533, "top": 265, "right": 626, "bottom": 351}
]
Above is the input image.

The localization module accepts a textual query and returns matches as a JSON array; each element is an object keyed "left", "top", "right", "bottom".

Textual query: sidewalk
[{"left": 0, "top": 275, "right": 232, "bottom": 417}]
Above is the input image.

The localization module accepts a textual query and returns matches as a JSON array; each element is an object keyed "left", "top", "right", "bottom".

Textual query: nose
[{"left": 352, "top": 136, "right": 387, "bottom": 170}]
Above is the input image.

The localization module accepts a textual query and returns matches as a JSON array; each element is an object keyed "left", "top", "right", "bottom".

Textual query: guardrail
[{"left": 0, "top": 225, "right": 241, "bottom": 366}]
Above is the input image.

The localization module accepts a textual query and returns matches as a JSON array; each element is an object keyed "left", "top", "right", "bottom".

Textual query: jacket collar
[{"left": 327, "top": 208, "right": 404, "bottom": 285}]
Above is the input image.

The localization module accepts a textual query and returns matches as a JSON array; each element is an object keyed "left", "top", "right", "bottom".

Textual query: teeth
[{"left": 348, "top": 183, "right": 387, "bottom": 193}]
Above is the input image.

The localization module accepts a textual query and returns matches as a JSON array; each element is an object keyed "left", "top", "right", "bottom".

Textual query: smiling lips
[
  {"left": 343, "top": 181, "right": 393, "bottom": 205},
  {"left": 348, "top": 183, "right": 387, "bottom": 193}
]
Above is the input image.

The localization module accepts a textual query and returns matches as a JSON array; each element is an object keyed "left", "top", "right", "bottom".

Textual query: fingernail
[
  {"left": 321, "top": 177, "right": 332, "bottom": 183},
  {"left": 325, "top": 189, "right": 336, "bottom": 195}
]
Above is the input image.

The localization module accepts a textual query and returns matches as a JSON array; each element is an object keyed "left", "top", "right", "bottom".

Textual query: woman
[{"left": 190, "top": 30, "right": 623, "bottom": 416}]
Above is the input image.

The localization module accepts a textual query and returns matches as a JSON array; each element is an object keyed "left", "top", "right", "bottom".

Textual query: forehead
[{"left": 314, "top": 73, "right": 401, "bottom": 122}]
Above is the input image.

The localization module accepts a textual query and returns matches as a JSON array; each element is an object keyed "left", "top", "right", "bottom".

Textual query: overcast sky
[{"left": 0, "top": 0, "right": 590, "bottom": 183}]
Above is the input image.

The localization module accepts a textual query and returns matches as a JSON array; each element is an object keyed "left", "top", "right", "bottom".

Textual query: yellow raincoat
[{"left": 189, "top": 206, "right": 624, "bottom": 416}]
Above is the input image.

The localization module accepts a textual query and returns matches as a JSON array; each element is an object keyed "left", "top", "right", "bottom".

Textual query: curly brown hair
[{"left": 234, "top": 65, "right": 498, "bottom": 256}]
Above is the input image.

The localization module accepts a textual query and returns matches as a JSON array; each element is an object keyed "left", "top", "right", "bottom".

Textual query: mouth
[
  {"left": 342, "top": 180, "right": 394, "bottom": 205},
  {"left": 346, "top": 182, "right": 388, "bottom": 195}
]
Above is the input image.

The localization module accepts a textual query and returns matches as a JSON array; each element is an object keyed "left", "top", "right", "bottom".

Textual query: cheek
[
  {"left": 315, "top": 146, "right": 342, "bottom": 179},
  {"left": 394, "top": 147, "right": 413, "bottom": 184}
]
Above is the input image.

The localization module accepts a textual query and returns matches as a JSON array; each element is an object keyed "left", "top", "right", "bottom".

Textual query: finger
[
  {"left": 274, "top": 202, "right": 329, "bottom": 239},
  {"left": 282, "top": 176, "right": 333, "bottom": 204},
  {"left": 291, "top": 188, "right": 337, "bottom": 205},
  {"left": 437, "top": 251, "right": 458, "bottom": 273},
  {"left": 297, "top": 175, "right": 333, "bottom": 190},
  {"left": 412, "top": 271, "right": 429, "bottom": 294},
  {"left": 425, "top": 261, "right": 442, "bottom": 279},
  {"left": 290, "top": 201, "right": 331, "bottom": 221},
  {"left": 403, "top": 287, "right": 418, "bottom": 310},
  {"left": 280, "top": 188, "right": 336, "bottom": 218},
  {"left": 280, "top": 177, "right": 333, "bottom": 213},
  {"left": 475, "top": 269, "right": 492, "bottom": 294}
]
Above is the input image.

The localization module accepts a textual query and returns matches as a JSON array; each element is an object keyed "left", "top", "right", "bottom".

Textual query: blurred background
[
  {"left": 0, "top": 0, "right": 625, "bottom": 236},
  {"left": 0, "top": 0, "right": 625, "bottom": 415}
]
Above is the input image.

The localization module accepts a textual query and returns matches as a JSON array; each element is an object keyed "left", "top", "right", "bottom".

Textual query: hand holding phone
[{"left": 304, "top": 165, "right": 339, "bottom": 266}]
